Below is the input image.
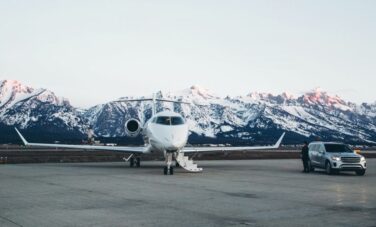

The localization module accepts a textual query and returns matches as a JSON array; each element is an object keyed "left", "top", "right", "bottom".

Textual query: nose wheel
[
  {"left": 164, "top": 151, "right": 174, "bottom": 175},
  {"left": 164, "top": 166, "right": 174, "bottom": 175}
]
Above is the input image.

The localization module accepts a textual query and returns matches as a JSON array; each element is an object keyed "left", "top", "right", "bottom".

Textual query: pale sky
[{"left": 0, "top": 0, "right": 375, "bottom": 108}]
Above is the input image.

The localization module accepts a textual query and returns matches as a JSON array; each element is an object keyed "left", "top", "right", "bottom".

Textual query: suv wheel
[
  {"left": 356, "top": 170, "right": 365, "bottom": 176},
  {"left": 325, "top": 161, "right": 333, "bottom": 175}
]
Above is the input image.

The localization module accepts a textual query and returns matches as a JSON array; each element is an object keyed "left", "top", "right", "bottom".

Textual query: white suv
[{"left": 308, "top": 142, "right": 366, "bottom": 176}]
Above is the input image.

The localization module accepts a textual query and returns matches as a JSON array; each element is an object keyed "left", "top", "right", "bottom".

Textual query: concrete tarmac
[{"left": 0, "top": 160, "right": 375, "bottom": 227}]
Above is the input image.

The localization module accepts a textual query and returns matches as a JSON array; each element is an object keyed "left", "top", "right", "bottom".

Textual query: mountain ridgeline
[{"left": 1, "top": 80, "right": 376, "bottom": 145}]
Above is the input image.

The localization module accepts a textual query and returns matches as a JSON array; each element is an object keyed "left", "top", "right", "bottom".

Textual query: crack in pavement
[{"left": 0, "top": 215, "right": 24, "bottom": 227}]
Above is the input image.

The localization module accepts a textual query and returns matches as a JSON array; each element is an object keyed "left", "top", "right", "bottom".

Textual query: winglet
[
  {"left": 273, "top": 132, "right": 285, "bottom": 148},
  {"left": 14, "top": 128, "right": 29, "bottom": 146}
]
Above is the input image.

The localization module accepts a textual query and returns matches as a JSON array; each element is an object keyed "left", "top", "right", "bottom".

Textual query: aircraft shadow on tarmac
[
  {"left": 58, "top": 163, "right": 204, "bottom": 174},
  {"left": 55, "top": 162, "right": 369, "bottom": 177},
  {"left": 60, "top": 163, "right": 164, "bottom": 169},
  {"left": 58, "top": 162, "right": 293, "bottom": 171}
]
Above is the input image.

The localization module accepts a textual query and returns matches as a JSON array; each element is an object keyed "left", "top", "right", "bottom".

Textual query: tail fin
[{"left": 15, "top": 128, "right": 29, "bottom": 146}]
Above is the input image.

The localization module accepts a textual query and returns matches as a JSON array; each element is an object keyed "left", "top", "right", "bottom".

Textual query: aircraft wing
[
  {"left": 15, "top": 128, "right": 147, "bottom": 154},
  {"left": 182, "top": 133, "right": 285, "bottom": 153}
]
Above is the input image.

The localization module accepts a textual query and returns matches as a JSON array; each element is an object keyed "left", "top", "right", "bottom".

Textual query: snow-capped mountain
[
  {"left": 86, "top": 85, "right": 376, "bottom": 144},
  {"left": 236, "top": 88, "right": 376, "bottom": 144},
  {"left": 1, "top": 80, "right": 376, "bottom": 144},
  {"left": 0, "top": 80, "right": 87, "bottom": 142}
]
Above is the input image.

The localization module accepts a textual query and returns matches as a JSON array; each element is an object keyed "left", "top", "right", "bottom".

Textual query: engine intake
[{"left": 125, "top": 119, "right": 141, "bottom": 137}]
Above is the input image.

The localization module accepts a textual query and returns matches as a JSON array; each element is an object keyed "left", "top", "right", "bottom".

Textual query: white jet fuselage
[{"left": 144, "top": 111, "right": 189, "bottom": 153}]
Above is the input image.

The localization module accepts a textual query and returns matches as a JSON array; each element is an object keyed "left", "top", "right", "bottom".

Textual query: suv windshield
[
  {"left": 324, "top": 144, "right": 353, "bottom": 153},
  {"left": 155, "top": 116, "right": 185, "bottom": 125}
]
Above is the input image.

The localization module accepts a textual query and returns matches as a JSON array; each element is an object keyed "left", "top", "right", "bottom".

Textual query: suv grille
[{"left": 341, "top": 157, "right": 361, "bottom": 163}]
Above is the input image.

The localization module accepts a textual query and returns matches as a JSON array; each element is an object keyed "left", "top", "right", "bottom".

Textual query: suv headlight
[
  {"left": 331, "top": 156, "right": 341, "bottom": 161},
  {"left": 360, "top": 156, "right": 366, "bottom": 162}
]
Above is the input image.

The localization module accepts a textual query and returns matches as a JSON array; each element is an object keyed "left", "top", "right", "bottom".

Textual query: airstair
[{"left": 176, "top": 152, "right": 203, "bottom": 173}]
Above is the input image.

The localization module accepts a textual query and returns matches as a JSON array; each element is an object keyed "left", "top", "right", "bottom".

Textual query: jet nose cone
[
  {"left": 164, "top": 135, "right": 186, "bottom": 150},
  {"left": 171, "top": 141, "right": 182, "bottom": 149},
  {"left": 165, "top": 142, "right": 180, "bottom": 150}
]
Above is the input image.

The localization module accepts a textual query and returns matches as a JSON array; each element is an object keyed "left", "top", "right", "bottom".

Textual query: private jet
[{"left": 15, "top": 95, "right": 285, "bottom": 175}]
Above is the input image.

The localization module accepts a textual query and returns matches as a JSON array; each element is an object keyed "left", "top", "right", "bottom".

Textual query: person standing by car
[{"left": 301, "top": 141, "right": 309, "bottom": 173}]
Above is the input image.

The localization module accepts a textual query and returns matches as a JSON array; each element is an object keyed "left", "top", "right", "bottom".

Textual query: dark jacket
[{"left": 301, "top": 145, "right": 309, "bottom": 160}]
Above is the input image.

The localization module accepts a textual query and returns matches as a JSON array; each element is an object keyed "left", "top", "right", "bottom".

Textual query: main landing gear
[{"left": 128, "top": 156, "right": 141, "bottom": 168}]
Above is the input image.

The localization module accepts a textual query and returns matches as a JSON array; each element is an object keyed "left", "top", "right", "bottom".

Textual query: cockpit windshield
[
  {"left": 156, "top": 116, "right": 171, "bottom": 125},
  {"left": 171, "top": 117, "right": 185, "bottom": 125},
  {"left": 155, "top": 116, "right": 185, "bottom": 125}
]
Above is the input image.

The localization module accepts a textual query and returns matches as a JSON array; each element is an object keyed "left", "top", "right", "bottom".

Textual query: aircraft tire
[
  {"left": 130, "top": 157, "right": 135, "bottom": 168},
  {"left": 136, "top": 157, "right": 141, "bottom": 167}
]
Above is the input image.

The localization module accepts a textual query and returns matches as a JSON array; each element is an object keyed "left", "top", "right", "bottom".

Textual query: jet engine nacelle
[{"left": 125, "top": 119, "right": 142, "bottom": 137}]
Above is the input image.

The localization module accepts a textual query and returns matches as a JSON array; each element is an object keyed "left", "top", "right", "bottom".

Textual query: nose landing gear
[
  {"left": 164, "top": 166, "right": 174, "bottom": 175},
  {"left": 164, "top": 151, "right": 174, "bottom": 175}
]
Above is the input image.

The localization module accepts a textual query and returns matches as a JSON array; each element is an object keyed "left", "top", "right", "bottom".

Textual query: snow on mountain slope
[
  {"left": 0, "top": 80, "right": 86, "bottom": 134},
  {"left": 85, "top": 85, "right": 376, "bottom": 144},
  {"left": 0, "top": 80, "right": 45, "bottom": 109},
  {"left": 240, "top": 90, "right": 376, "bottom": 143},
  {"left": 1, "top": 80, "right": 376, "bottom": 144}
]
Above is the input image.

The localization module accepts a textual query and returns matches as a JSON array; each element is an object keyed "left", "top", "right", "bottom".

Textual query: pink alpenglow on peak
[
  {"left": 303, "top": 88, "right": 347, "bottom": 107},
  {"left": 0, "top": 80, "right": 39, "bottom": 108},
  {"left": 171, "top": 85, "right": 219, "bottom": 101},
  {"left": 0, "top": 80, "right": 69, "bottom": 109},
  {"left": 281, "top": 92, "right": 295, "bottom": 100},
  {"left": 189, "top": 85, "right": 217, "bottom": 99},
  {"left": 0, "top": 80, "right": 34, "bottom": 94},
  {"left": 247, "top": 92, "right": 273, "bottom": 100}
]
